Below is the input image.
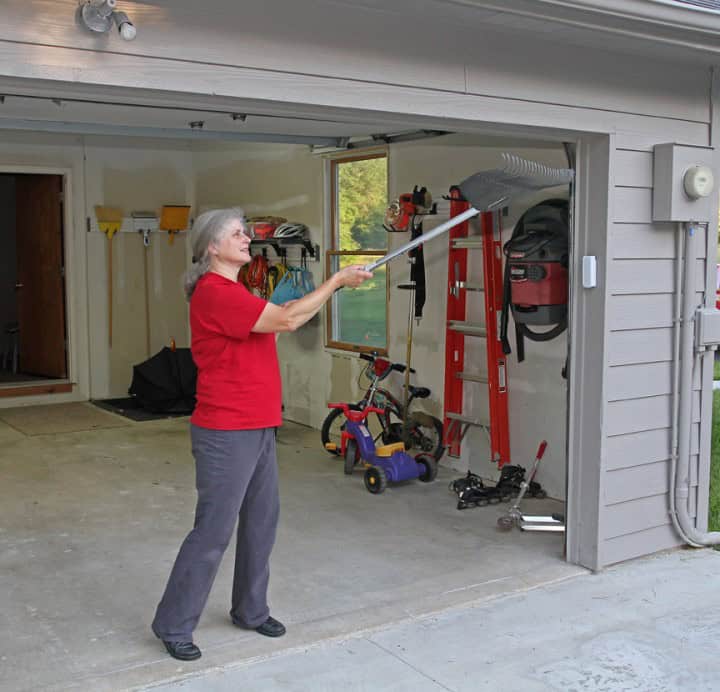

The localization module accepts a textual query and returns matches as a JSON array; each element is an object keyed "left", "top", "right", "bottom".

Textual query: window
[{"left": 326, "top": 153, "right": 388, "bottom": 353}]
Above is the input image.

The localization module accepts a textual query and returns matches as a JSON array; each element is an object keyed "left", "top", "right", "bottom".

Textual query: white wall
[
  {"left": 0, "top": 131, "right": 193, "bottom": 404},
  {"left": 192, "top": 142, "right": 331, "bottom": 427},
  {"left": 84, "top": 138, "right": 194, "bottom": 397},
  {"left": 388, "top": 135, "right": 569, "bottom": 498}
]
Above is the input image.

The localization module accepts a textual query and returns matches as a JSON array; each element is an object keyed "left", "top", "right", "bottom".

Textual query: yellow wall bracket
[{"left": 94, "top": 206, "right": 123, "bottom": 240}]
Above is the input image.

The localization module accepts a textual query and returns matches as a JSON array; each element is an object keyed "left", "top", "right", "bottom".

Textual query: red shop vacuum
[{"left": 500, "top": 199, "right": 569, "bottom": 363}]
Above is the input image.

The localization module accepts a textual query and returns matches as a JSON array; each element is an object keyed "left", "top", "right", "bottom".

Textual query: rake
[{"left": 364, "top": 154, "right": 573, "bottom": 272}]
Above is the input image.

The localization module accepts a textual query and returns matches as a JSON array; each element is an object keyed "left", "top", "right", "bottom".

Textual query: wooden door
[{"left": 15, "top": 174, "right": 67, "bottom": 378}]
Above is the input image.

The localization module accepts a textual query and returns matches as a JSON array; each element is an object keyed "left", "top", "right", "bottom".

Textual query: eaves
[{"left": 440, "top": 0, "right": 720, "bottom": 56}]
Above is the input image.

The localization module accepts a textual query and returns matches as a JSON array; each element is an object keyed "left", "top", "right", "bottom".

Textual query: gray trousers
[{"left": 152, "top": 425, "right": 279, "bottom": 641}]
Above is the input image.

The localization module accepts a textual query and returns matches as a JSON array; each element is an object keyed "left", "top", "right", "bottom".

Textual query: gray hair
[{"left": 183, "top": 207, "right": 245, "bottom": 300}]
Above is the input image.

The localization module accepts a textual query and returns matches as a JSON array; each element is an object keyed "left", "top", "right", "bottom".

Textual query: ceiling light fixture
[{"left": 79, "top": 0, "right": 136, "bottom": 41}]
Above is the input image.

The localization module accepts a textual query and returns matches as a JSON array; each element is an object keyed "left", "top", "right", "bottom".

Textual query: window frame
[{"left": 325, "top": 151, "right": 389, "bottom": 355}]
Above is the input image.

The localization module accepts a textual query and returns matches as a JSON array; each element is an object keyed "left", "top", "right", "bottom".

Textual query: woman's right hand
[{"left": 333, "top": 265, "right": 374, "bottom": 289}]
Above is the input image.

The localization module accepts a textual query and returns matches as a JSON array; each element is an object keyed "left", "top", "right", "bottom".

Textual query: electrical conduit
[{"left": 671, "top": 222, "right": 720, "bottom": 546}]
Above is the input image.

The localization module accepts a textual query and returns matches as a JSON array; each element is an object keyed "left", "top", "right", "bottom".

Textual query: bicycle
[{"left": 321, "top": 352, "right": 445, "bottom": 464}]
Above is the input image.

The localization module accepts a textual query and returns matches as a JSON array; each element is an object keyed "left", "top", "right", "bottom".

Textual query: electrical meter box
[{"left": 652, "top": 143, "right": 716, "bottom": 223}]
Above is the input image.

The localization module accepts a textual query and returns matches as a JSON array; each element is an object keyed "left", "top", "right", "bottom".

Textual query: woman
[{"left": 151, "top": 208, "right": 373, "bottom": 661}]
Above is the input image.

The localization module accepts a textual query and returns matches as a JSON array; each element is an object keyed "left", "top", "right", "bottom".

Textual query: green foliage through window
[
  {"left": 336, "top": 156, "right": 388, "bottom": 251},
  {"left": 328, "top": 253, "right": 386, "bottom": 351},
  {"left": 327, "top": 154, "right": 388, "bottom": 353}
]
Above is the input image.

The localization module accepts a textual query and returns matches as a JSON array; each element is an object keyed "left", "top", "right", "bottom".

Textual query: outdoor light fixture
[
  {"left": 79, "top": 0, "right": 136, "bottom": 41},
  {"left": 113, "top": 11, "right": 137, "bottom": 40}
]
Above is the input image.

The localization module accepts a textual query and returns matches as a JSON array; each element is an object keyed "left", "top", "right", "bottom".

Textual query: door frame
[{"left": 0, "top": 164, "right": 89, "bottom": 405}]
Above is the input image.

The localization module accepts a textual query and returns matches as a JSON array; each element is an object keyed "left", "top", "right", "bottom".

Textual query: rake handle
[{"left": 364, "top": 207, "right": 480, "bottom": 272}]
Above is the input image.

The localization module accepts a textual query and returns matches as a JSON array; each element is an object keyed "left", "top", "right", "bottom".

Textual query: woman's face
[{"left": 210, "top": 220, "right": 254, "bottom": 266}]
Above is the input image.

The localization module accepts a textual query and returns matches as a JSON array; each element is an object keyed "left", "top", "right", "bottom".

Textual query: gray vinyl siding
[{"left": 600, "top": 137, "right": 710, "bottom": 567}]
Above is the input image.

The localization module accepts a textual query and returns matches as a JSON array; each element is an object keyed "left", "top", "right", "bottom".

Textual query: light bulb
[
  {"left": 119, "top": 21, "right": 136, "bottom": 40},
  {"left": 112, "top": 11, "right": 136, "bottom": 40}
]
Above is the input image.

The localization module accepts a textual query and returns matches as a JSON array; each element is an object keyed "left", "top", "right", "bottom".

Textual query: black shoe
[
  {"left": 255, "top": 616, "right": 286, "bottom": 638},
  {"left": 162, "top": 639, "right": 202, "bottom": 661}
]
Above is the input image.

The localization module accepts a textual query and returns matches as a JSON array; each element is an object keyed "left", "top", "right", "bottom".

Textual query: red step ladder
[{"left": 443, "top": 187, "right": 510, "bottom": 466}]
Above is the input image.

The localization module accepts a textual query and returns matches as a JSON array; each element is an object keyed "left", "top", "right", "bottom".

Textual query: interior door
[{"left": 15, "top": 174, "right": 67, "bottom": 378}]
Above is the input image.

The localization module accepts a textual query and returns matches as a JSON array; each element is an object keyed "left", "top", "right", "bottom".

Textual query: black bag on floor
[{"left": 128, "top": 347, "right": 197, "bottom": 413}]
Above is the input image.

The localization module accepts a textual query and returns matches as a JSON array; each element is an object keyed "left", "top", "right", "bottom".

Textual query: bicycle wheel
[
  {"left": 406, "top": 411, "right": 445, "bottom": 461},
  {"left": 320, "top": 405, "right": 361, "bottom": 455}
]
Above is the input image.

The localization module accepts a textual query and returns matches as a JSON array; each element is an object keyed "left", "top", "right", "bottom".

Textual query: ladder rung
[
  {"left": 445, "top": 412, "right": 489, "bottom": 427},
  {"left": 452, "top": 281, "right": 484, "bottom": 292},
  {"left": 452, "top": 238, "right": 483, "bottom": 248},
  {"left": 456, "top": 372, "right": 489, "bottom": 383},
  {"left": 448, "top": 321, "right": 487, "bottom": 337}
]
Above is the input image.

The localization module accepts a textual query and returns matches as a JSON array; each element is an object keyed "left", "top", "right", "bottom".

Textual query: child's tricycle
[{"left": 326, "top": 402, "right": 438, "bottom": 494}]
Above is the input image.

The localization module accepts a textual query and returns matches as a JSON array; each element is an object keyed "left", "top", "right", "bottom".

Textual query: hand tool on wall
[
  {"left": 159, "top": 205, "right": 191, "bottom": 245},
  {"left": 383, "top": 186, "right": 435, "bottom": 233},
  {"left": 94, "top": 205, "right": 124, "bottom": 348},
  {"left": 132, "top": 211, "right": 159, "bottom": 356},
  {"left": 364, "top": 154, "right": 574, "bottom": 273},
  {"left": 390, "top": 186, "right": 435, "bottom": 431}
]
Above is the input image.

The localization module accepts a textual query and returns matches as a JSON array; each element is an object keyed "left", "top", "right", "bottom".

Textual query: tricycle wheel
[
  {"left": 415, "top": 453, "right": 438, "bottom": 483},
  {"left": 364, "top": 466, "right": 387, "bottom": 494},
  {"left": 344, "top": 439, "right": 358, "bottom": 475}
]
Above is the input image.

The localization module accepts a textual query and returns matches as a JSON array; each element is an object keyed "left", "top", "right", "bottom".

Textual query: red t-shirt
[{"left": 189, "top": 272, "right": 282, "bottom": 430}]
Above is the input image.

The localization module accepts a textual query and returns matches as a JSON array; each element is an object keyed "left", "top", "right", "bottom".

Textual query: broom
[{"left": 94, "top": 206, "right": 124, "bottom": 348}]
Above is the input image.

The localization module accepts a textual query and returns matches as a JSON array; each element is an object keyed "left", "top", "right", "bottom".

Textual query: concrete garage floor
[{"left": 0, "top": 406, "right": 582, "bottom": 691}]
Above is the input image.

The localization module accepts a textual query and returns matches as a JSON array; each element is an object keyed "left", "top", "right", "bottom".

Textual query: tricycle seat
[{"left": 375, "top": 441, "right": 405, "bottom": 457}]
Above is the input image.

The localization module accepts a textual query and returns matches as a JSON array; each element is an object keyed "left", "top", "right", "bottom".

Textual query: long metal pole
[{"left": 364, "top": 207, "right": 479, "bottom": 272}]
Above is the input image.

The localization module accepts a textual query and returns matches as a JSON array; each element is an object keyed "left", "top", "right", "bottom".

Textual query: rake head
[{"left": 458, "top": 153, "right": 574, "bottom": 211}]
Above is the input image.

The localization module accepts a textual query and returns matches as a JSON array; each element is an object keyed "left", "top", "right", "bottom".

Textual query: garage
[
  {"left": 1, "top": 0, "right": 719, "bottom": 689},
  {"left": 1, "top": 104, "right": 581, "bottom": 686}
]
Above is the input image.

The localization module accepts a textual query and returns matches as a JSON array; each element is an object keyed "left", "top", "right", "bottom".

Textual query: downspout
[{"left": 671, "top": 221, "right": 720, "bottom": 546}]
